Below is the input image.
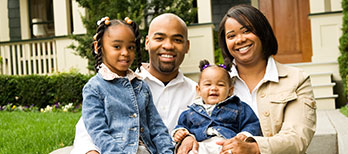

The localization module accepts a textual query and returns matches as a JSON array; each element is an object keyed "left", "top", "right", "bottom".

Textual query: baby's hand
[
  {"left": 235, "top": 134, "right": 247, "bottom": 141},
  {"left": 174, "top": 129, "right": 189, "bottom": 142}
]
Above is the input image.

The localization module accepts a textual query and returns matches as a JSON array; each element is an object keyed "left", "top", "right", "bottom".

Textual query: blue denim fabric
[
  {"left": 175, "top": 95, "right": 261, "bottom": 142},
  {"left": 82, "top": 73, "right": 174, "bottom": 154}
]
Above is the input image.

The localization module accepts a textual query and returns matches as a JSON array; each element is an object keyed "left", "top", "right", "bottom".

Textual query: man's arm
[{"left": 70, "top": 118, "right": 100, "bottom": 154}]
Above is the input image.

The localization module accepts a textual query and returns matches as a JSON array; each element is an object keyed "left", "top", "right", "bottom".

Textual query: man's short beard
[{"left": 158, "top": 62, "right": 176, "bottom": 73}]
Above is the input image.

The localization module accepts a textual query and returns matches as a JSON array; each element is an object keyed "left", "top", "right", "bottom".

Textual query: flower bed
[{"left": 0, "top": 103, "right": 81, "bottom": 112}]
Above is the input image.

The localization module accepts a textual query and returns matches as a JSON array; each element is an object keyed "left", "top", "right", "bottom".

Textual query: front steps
[
  {"left": 307, "top": 109, "right": 348, "bottom": 154},
  {"left": 287, "top": 62, "right": 338, "bottom": 110}
]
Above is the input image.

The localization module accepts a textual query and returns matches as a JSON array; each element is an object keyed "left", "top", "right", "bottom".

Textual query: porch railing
[{"left": 0, "top": 39, "right": 57, "bottom": 75}]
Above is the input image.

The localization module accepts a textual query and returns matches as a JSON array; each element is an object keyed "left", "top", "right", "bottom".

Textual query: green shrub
[
  {"left": 340, "top": 103, "right": 348, "bottom": 117},
  {"left": 49, "top": 73, "right": 91, "bottom": 105},
  {"left": 214, "top": 30, "right": 224, "bottom": 64},
  {"left": 0, "top": 73, "right": 92, "bottom": 108},
  {"left": 0, "top": 75, "right": 18, "bottom": 105},
  {"left": 347, "top": 75, "right": 348, "bottom": 98},
  {"left": 339, "top": 0, "right": 348, "bottom": 99},
  {"left": 17, "top": 75, "right": 53, "bottom": 108}
]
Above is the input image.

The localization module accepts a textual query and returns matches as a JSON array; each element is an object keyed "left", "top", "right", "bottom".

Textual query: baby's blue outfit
[
  {"left": 82, "top": 72, "right": 174, "bottom": 154},
  {"left": 175, "top": 95, "right": 261, "bottom": 142}
]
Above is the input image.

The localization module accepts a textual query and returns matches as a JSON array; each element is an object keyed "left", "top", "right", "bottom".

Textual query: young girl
[
  {"left": 173, "top": 60, "right": 261, "bottom": 154},
  {"left": 82, "top": 17, "right": 174, "bottom": 154}
]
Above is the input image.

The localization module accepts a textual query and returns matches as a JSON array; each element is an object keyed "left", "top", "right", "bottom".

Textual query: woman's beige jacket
[{"left": 253, "top": 62, "right": 316, "bottom": 154}]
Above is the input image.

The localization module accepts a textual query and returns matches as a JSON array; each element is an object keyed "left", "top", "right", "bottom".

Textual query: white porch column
[
  {"left": 197, "top": 0, "right": 212, "bottom": 23},
  {"left": 309, "top": 0, "right": 331, "bottom": 13},
  {"left": 331, "top": 0, "right": 342, "bottom": 11},
  {"left": 0, "top": 0, "right": 10, "bottom": 41},
  {"left": 251, "top": 0, "right": 259, "bottom": 8},
  {"left": 72, "top": 0, "right": 86, "bottom": 35},
  {"left": 19, "top": 0, "right": 30, "bottom": 39},
  {"left": 53, "top": 0, "right": 71, "bottom": 36}
]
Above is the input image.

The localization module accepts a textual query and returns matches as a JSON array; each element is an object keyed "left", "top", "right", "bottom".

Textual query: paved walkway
[{"left": 307, "top": 109, "right": 348, "bottom": 154}]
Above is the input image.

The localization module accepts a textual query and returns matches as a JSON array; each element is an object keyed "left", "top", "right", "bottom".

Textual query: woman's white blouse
[{"left": 230, "top": 57, "right": 279, "bottom": 118}]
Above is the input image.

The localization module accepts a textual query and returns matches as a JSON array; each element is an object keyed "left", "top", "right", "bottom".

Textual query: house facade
[
  {"left": 0, "top": 0, "right": 345, "bottom": 108},
  {"left": 0, "top": 0, "right": 88, "bottom": 75}
]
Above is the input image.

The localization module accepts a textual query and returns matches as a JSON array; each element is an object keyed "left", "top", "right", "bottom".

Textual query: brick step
[
  {"left": 307, "top": 110, "right": 348, "bottom": 154},
  {"left": 326, "top": 110, "right": 348, "bottom": 153},
  {"left": 307, "top": 110, "right": 337, "bottom": 154}
]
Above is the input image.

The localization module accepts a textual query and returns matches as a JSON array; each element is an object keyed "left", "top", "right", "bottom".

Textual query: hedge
[
  {"left": 0, "top": 73, "right": 92, "bottom": 108},
  {"left": 339, "top": 0, "right": 348, "bottom": 99},
  {"left": 347, "top": 75, "right": 348, "bottom": 98}
]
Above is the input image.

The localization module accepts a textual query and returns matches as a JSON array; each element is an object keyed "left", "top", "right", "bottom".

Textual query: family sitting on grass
[{"left": 68, "top": 4, "right": 316, "bottom": 154}]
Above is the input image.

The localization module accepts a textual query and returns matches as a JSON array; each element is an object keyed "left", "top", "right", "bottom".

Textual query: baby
[{"left": 173, "top": 59, "right": 261, "bottom": 154}]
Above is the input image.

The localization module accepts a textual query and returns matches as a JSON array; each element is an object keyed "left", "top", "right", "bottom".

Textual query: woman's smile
[{"left": 235, "top": 43, "right": 253, "bottom": 54}]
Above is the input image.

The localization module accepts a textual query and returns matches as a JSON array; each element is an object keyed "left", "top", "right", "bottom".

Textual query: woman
[{"left": 177, "top": 4, "right": 316, "bottom": 154}]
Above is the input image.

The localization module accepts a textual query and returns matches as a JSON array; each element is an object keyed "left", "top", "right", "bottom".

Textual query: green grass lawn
[{"left": 0, "top": 112, "right": 81, "bottom": 154}]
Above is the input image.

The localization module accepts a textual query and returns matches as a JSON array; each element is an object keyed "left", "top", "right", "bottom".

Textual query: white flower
[
  {"left": 43, "top": 105, "right": 53, "bottom": 112},
  {"left": 18, "top": 105, "right": 23, "bottom": 111},
  {"left": 62, "top": 103, "right": 74, "bottom": 112}
]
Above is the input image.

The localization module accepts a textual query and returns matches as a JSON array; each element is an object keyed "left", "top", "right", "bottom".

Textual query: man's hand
[
  {"left": 177, "top": 136, "right": 199, "bottom": 154},
  {"left": 174, "top": 129, "right": 190, "bottom": 142},
  {"left": 86, "top": 150, "right": 99, "bottom": 154}
]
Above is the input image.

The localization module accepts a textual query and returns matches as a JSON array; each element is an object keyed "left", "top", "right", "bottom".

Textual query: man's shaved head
[{"left": 148, "top": 13, "right": 188, "bottom": 38}]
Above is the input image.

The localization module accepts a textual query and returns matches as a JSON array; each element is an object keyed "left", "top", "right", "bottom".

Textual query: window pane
[{"left": 30, "top": 0, "right": 54, "bottom": 38}]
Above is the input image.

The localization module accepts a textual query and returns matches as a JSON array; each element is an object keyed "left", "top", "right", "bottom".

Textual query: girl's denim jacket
[
  {"left": 175, "top": 95, "right": 261, "bottom": 142},
  {"left": 82, "top": 73, "right": 174, "bottom": 154}
]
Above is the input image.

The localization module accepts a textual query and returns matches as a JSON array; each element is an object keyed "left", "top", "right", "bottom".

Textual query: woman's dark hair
[
  {"left": 218, "top": 4, "right": 278, "bottom": 65},
  {"left": 198, "top": 59, "right": 232, "bottom": 85},
  {"left": 92, "top": 18, "right": 141, "bottom": 72}
]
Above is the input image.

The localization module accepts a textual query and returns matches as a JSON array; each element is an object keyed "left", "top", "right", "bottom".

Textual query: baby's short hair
[{"left": 198, "top": 59, "right": 234, "bottom": 86}]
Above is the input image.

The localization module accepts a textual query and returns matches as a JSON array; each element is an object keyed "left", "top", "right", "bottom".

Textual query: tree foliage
[
  {"left": 70, "top": 0, "right": 197, "bottom": 72},
  {"left": 339, "top": 0, "right": 348, "bottom": 99}
]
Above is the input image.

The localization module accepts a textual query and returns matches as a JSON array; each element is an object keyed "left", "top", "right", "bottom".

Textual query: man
[{"left": 71, "top": 13, "right": 197, "bottom": 154}]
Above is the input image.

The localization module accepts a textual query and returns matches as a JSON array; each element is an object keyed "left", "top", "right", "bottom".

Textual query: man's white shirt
[
  {"left": 70, "top": 66, "right": 197, "bottom": 154},
  {"left": 138, "top": 66, "right": 197, "bottom": 131}
]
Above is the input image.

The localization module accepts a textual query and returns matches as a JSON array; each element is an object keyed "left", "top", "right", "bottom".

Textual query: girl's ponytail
[
  {"left": 124, "top": 17, "right": 142, "bottom": 71},
  {"left": 93, "top": 17, "right": 111, "bottom": 72}
]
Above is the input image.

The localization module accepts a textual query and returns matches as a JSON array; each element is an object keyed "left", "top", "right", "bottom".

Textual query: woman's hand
[
  {"left": 234, "top": 134, "right": 247, "bottom": 141},
  {"left": 177, "top": 136, "right": 199, "bottom": 154},
  {"left": 216, "top": 138, "right": 260, "bottom": 154}
]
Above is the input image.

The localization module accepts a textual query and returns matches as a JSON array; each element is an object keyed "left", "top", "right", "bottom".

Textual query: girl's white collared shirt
[{"left": 99, "top": 63, "right": 142, "bottom": 81}]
